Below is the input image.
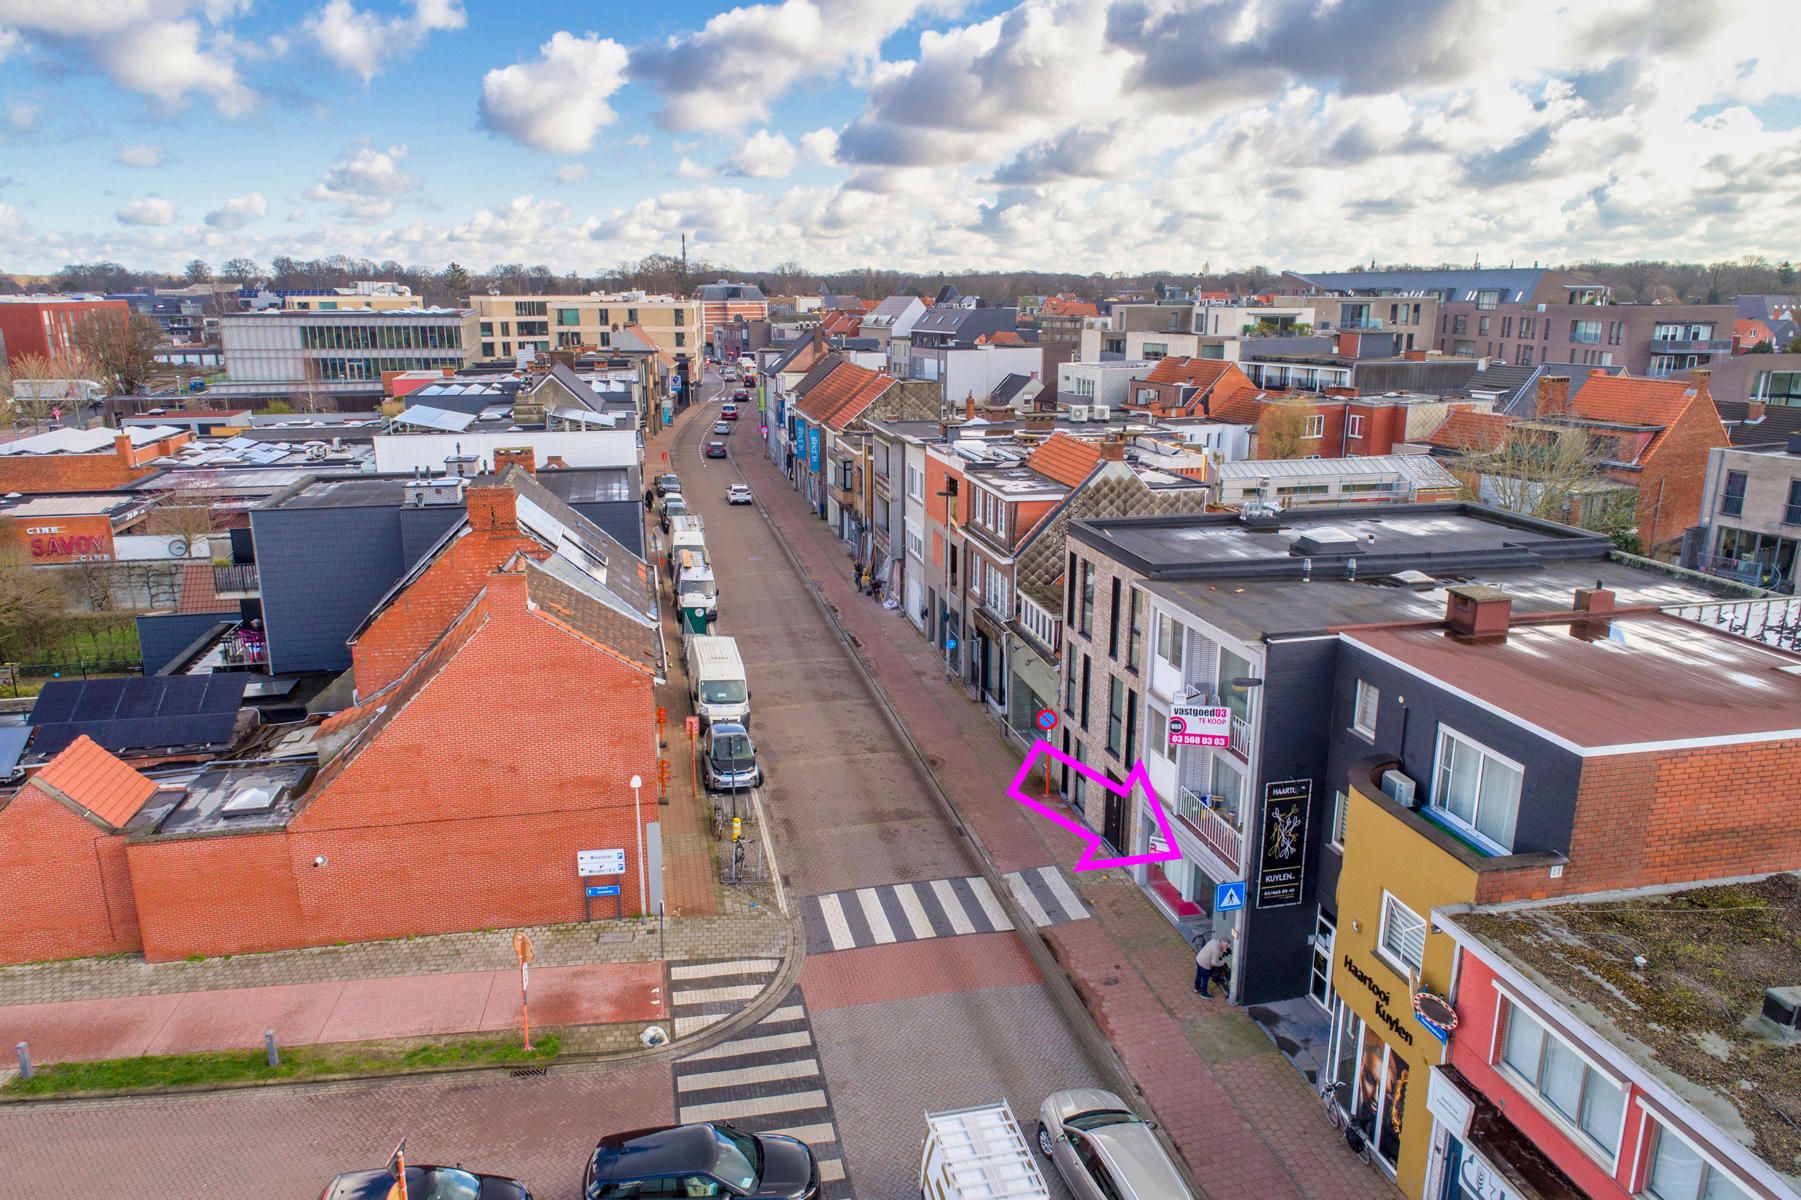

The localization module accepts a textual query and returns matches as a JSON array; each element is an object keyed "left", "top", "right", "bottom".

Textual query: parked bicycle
[{"left": 1318, "top": 1079, "right": 1371, "bottom": 1163}]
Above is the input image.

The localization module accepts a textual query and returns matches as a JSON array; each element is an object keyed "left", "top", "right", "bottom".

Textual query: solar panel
[{"left": 29, "top": 677, "right": 249, "bottom": 755}]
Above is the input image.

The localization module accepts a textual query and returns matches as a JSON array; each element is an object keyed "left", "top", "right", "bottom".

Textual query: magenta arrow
[{"left": 1008, "top": 738, "right": 1182, "bottom": 871}]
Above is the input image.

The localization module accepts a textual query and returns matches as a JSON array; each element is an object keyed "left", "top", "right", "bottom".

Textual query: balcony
[
  {"left": 1225, "top": 713, "right": 1253, "bottom": 760},
  {"left": 212, "top": 562, "right": 259, "bottom": 597},
  {"left": 1337, "top": 319, "right": 1385, "bottom": 331},
  {"left": 1175, "top": 787, "right": 1243, "bottom": 873},
  {"left": 1651, "top": 338, "right": 1732, "bottom": 354}
]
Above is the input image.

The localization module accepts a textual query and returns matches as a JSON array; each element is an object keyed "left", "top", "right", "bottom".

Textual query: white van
[
  {"left": 668, "top": 528, "right": 708, "bottom": 578},
  {"left": 676, "top": 554, "right": 718, "bottom": 623},
  {"left": 921, "top": 1102, "right": 1048, "bottom": 1200},
  {"left": 686, "top": 635, "right": 749, "bottom": 727}
]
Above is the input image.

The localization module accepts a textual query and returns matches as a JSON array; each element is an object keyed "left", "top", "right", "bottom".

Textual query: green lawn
[{"left": 3, "top": 1033, "right": 559, "bottom": 1097}]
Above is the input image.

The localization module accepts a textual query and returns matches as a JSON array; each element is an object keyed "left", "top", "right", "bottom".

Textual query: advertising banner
[
  {"left": 1255, "top": 778, "right": 1312, "bottom": 908},
  {"left": 1169, "top": 705, "right": 1231, "bottom": 748}
]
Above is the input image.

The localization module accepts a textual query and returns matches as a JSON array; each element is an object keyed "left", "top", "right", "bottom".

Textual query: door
[
  {"left": 1309, "top": 909, "right": 1336, "bottom": 1008},
  {"left": 1053, "top": 1130, "right": 1108, "bottom": 1200},
  {"left": 1102, "top": 790, "right": 1125, "bottom": 852}
]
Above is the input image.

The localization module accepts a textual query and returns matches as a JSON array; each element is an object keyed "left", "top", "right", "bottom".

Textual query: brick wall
[
  {"left": 0, "top": 451, "right": 157, "bottom": 495},
  {"left": 1630, "top": 383, "right": 1729, "bottom": 552},
  {"left": 0, "top": 788, "right": 142, "bottom": 962}
]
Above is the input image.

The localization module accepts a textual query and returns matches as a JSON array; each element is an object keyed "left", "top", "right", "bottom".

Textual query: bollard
[
  {"left": 15, "top": 1041, "right": 31, "bottom": 1081},
  {"left": 264, "top": 1029, "right": 279, "bottom": 1068}
]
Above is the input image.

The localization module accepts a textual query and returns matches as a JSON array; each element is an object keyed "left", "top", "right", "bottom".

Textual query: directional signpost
[{"left": 578, "top": 848, "right": 626, "bottom": 922}]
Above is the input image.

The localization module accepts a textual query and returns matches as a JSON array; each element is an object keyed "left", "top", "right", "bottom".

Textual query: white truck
[
  {"left": 686, "top": 634, "right": 749, "bottom": 727},
  {"left": 920, "top": 1102, "right": 1050, "bottom": 1200},
  {"left": 675, "top": 552, "right": 718, "bottom": 623}
]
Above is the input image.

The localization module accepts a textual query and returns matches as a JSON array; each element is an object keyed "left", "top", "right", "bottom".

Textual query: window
[
  {"left": 1080, "top": 655, "right": 1092, "bottom": 728},
  {"left": 1431, "top": 726, "right": 1523, "bottom": 852},
  {"left": 1571, "top": 319, "right": 1602, "bottom": 344},
  {"left": 906, "top": 464, "right": 924, "bottom": 501},
  {"left": 1329, "top": 790, "right": 1348, "bottom": 851},
  {"left": 1645, "top": 1122, "right": 1751, "bottom": 1200},
  {"left": 1066, "top": 552, "right": 1079, "bottom": 623},
  {"left": 1156, "top": 613, "right": 1183, "bottom": 668},
  {"left": 1347, "top": 414, "right": 1365, "bottom": 439},
  {"left": 1108, "top": 578, "right": 1122, "bottom": 658},
  {"left": 1149, "top": 705, "right": 1170, "bottom": 760},
  {"left": 1107, "top": 677, "right": 1125, "bottom": 757},
  {"left": 1478, "top": 316, "right": 1491, "bottom": 336},
  {"left": 1351, "top": 680, "right": 1379, "bottom": 739},
  {"left": 1376, "top": 891, "right": 1426, "bottom": 977},
  {"left": 1080, "top": 560, "right": 1095, "bottom": 637},
  {"left": 1786, "top": 480, "right": 1801, "bottom": 526},
  {"left": 516, "top": 300, "right": 547, "bottom": 317},
  {"left": 479, "top": 321, "right": 494, "bottom": 336},
  {"left": 1520, "top": 316, "right": 1537, "bottom": 340},
  {"left": 1517, "top": 343, "right": 1536, "bottom": 366},
  {"left": 1126, "top": 589, "right": 1143, "bottom": 670},
  {"left": 1474, "top": 289, "right": 1500, "bottom": 310},
  {"left": 556, "top": 307, "right": 580, "bottom": 326},
  {"left": 1501, "top": 316, "right": 1513, "bottom": 338},
  {"left": 1303, "top": 414, "right": 1325, "bottom": 438},
  {"left": 1065, "top": 647, "right": 1079, "bottom": 715},
  {"left": 1720, "top": 471, "right": 1747, "bottom": 516},
  {"left": 675, "top": 332, "right": 686, "bottom": 347},
  {"left": 1498, "top": 1002, "right": 1626, "bottom": 1160}
]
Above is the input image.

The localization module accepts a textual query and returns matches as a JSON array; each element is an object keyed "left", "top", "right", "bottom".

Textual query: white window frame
[
  {"left": 1351, "top": 680, "right": 1379, "bottom": 740},
  {"left": 1375, "top": 890, "right": 1426, "bottom": 978},
  {"left": 1347, "top": 413, "right": 1366, "bottom": 438},
  {"left": 1303, "top": 414, "right": 1325, "bottom": 438},
  {"left": 906, "top": 523, "right": 924, "bottom": 562},
  {"left": 1429, "top": 724, "right": 1524, "bottom": 854},
  {"left": 906, "top": 464, "right": 924, "bottom": 501},
  {"left": 1329, "top": 790, "right": 1348, "bottom": 851},
  {"left": 1496, "top": 997, "right": 1628, "bottom": 1167},
  {"left": 1156, "top": 613, "right": 1184, "bottom": 669},
  {"left": 1642, "top": 1112, "right": 1753, "bottom": 1200},
  {"left": 1148, "top": 703, "right": 1171, "bottom": 760}
]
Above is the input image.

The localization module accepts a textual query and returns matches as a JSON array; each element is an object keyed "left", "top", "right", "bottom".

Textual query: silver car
[{"left": 1037, "top": 1089, "right": 1192, "bottom": 1200}]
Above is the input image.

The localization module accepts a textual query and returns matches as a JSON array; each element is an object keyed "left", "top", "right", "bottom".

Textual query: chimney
[
  {"left": 1748, "top": 399, "right": 1768, "bottom": 423},
  {"left": 1537, "top": 375, "right": 1571, "bottom": 417},
  {"left": 965, "top": 393, "right": 976, "bottom": 421},
  {"left": 1098, "top": 434, "right": 1126, "bottom": 462},
  {"left": 1405, "top": 349, "right": 1426, "bottom": 362},
  {"left": 114, "top": 431, "right": 134, "bottom": 462},
  {"left": 493, "top": 446, "right": 536, "bottom": 477},
  {"left": 1445, "top": 585, "right": 1512, "bottom": 640},
  {"left": 1687, "top": 367, "right": 1711, "bottom": 404},
  {"left": 1574, "top": 585, "right": 1615, "bottom": 616},
  {"left": 465, "top": 481, "right": 518, "bottom": 535}
]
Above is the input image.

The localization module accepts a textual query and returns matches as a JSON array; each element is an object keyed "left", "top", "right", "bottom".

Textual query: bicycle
[{"left": 1318, "top": 1079, "right": 1371, "bottom": 1163}]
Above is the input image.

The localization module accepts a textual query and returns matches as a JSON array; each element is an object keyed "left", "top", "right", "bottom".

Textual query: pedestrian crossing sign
[{"left": 1215, "top": 881, "right": 1247, "bottom": 911}]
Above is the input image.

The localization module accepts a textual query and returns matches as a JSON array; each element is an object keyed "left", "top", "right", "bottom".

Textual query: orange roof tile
[
  {"left": 795, "top": 360, "right": 894, "bottom": 430},
  {"left": 1568, "top": 374, "right": 1698, "bottom": 430},
  {"left": 1026, "top": 432, "right": 1105, "bottom": 489},
  {"left": 1429, "top": 408, "right": 1511, "bottom": 451},
  {"left": 32, "top": 735, "right": 158, "bottom": 830}
]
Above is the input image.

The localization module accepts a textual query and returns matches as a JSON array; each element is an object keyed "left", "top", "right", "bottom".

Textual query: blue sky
[{"left": 1, "top": 1, "right": 1798, "bottom": 276}]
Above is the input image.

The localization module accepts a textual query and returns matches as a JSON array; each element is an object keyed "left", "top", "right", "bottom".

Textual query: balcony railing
[
  {"left": 1337, "top": 318, "right": 1384, "bottom": 331},
  {"left": 1652, "top": 338, "right": 1731, "bottom": 354},
  {"left": 1226, "top": 713, "right": 1252, "bottom": 760},
  {"left": 1175, "top": 787, "right": 1243, "bottom": 873},
  {"left": 213, "top": 562, "right": 259, "bottom": 596}
]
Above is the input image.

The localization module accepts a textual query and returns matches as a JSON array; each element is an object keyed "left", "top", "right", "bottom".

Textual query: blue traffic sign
[
  {"left": 1215, "top": 881, "right": 1247, "bottom": 912},
  {"left": 586, "top": 884, "right": 622, "bottom": 898},
  {"left": 946, "top": 636, "right": 958, "bottom": 652}
]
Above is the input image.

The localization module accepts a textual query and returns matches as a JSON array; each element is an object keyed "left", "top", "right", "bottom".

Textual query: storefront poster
[
  {"left": 1255, "top": 778, "right": 1311, "bottom": 908},
  {"left": 807, "top": 425, "right": 822, "bottom": 473}
]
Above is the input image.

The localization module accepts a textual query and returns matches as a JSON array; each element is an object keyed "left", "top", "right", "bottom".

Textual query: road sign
[
  {"left": 586, "top": 884, "right": 621, "bottom": 898},
  {"left": 1035, "top": 708, "right": 1058, "bottom": 731},
  {"left": 387, "top": 1137, "right": 408, "bottom": 1180},
  {"left": 946, "top": 636, "right": 958, "bottom": 652},
  {"left": 1215, "top": 881, "right": 1247, "bottom": 911},
  {"left": 577, "top": 848, "right": 626, "bottom": 877}
]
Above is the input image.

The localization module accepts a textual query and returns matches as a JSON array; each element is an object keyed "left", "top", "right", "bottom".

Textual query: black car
[
  {"left": 323, "top": 1165, "right": 530, "bottom": 1199},
  {"left": 655, "top": 473, "right": 682, "bottom": 496},
  {"left": 706, "top": 442, "right": 728, "bottom": 458},
  {"left": 585, "top": 1123, "right": 818, "bottom": 1200}
]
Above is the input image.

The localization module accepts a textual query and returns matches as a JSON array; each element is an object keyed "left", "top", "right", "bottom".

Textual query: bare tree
[
  {"left": 0, "top": 350, "right": 99, "bottom": 428},
  {"left": 0, "top": 550, "right": 70, "bottom": 660},
  {"left": 147, "top": 484, "right": 223, "bottom": 558},
  {"left": 73, "top": 309, "right": 164, "bottom": 395},
  {"left": 1454, "top": 423, "right": 1638, "bottom": 547},
  {"left": 1256, "top": 402, "right": 1311, "bottom": 459},
  {"left": 289, "top": 357, "right": 326, "bottom": 414}
]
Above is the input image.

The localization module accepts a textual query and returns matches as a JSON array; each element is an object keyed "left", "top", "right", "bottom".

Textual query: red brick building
[
  {"left": 0, "top": 468, "right": 665, "bottom": 963},
  {"left": 0, "top": 296, "right": 128, "bottom": 366},
  {"left": 0, "top": 425, "right": 192, "bottom": 495}
]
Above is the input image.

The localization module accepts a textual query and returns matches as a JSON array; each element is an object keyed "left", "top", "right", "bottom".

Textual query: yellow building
[{"left": 472, "top": 294, "right": 704, "bottom": 363}]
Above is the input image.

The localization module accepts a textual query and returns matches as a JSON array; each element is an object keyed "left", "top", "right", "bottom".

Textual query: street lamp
[{"left": 630, "top": 773, "right": 645, "bottom": 918}]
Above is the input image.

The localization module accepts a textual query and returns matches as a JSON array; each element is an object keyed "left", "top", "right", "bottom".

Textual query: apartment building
[
  {"left": 470, "top": 293, "right": 703, "bottom": 361},
  {"left": 1439, "top": 300, "right": 1739, "bottom": 376},
  {"left": 215, "top": 307, "right": 478, "bottom": 404},
  {"left": 0, "top": 295, "right": 129, "bottom": 366},
  {"left": 280, "top": 281, "right": 420, "bottom": 312},
  {"left": 1689, "top": 432, "right": 1801, "bottom": 590}
]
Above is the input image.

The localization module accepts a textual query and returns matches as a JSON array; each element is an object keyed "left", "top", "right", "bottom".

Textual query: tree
[
  {"left": 441, "top": 261, "right": 471, "bottom": 300},
  {"left": 221, "top": 257, "right": 262, "bottom": 285},
  {"left": 1750, "top": 340, "right": 1775, "bottom": 354},
  {"left": 262, "top": 400, "right": 294, "bottom": 415},
  {"left": 0, "top": 350, "right": 98, "bottom": 427},
  {"left": 0, "top": 550, "right": 70, "bottom": 663},
  {"left": 1256, "top": 402, "right": 1311, "bottom": 459},
  {"left": 184, "top": 259, "right": 213, "bottom": 283},
  {"left": 1456, "top": 423, "right": 1632, "bottom": 539},
  {"left": 289, "top": 358, "right": 326, "bottom": 414},
  {"left": 147, "top": 485, "right": 222, "bottom": 558},
  {"left": 72, "top": 309, "right": 164, "bottom": 395}
]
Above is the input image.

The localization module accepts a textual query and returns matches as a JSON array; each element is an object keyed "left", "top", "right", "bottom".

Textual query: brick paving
[
  {"left": 738, "top": 433, "right": 1400, "bottom": 1200},
  {"left": 800, "top": 930, "right": 1042, "bottom": 1011}
]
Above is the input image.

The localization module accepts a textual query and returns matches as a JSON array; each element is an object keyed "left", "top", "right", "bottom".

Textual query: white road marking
[
  {"left": 930, "top": 878, "right": 976, "bottom": 935},
  {"left": 669, "top": 959, "right": 779, "bottom": 981},
  {"left": 855, "top": 887, "right": 897, "bottom": 944},
  {"left": 1037, "top": 865, "right": 1090, "bottom": 921},
  {"left": 759, "top": 1005, "right": 807, "bottom": 1026},
  {"left": 892, "top": 882, "right": 937, "bottom": 940},
  {"left": 680, "top": 1089, "right": 828, "bottom": 1123},
  {"left": 1005, "top": 871, "right": 1054, "bottom": 928},
  {"left": 818, "top": 1160, "right": 846, "bottom": 1183},
  {"left": 670, "top": 983, "right": 764, "bottom": 1005},
  {"left": 675, "top": 1013, "right": 726, "bottom": 1037},
  {"left": 676, "top": 1058, "right": 820, "bottom": 1092},
  {"left": 818, "top": 893, "right": 856, "bottom": 952},
  {"left": 678, "top": 1030, "right": 813, "bottom": 1061},
  {"left": 967, "top": 875, "right": 1015, "bottom": 931}
]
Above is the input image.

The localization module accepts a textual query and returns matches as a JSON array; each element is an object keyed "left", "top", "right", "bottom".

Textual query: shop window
[
  {"left": 1498, "top": 1001, "right": 1625, "bottom": 1161},
  {"left": 1431, "top": 725, "right": 1522, "bottom": 852},
  {"left": 1377, "top": 891, "right": 1425, "bottom": 977}
]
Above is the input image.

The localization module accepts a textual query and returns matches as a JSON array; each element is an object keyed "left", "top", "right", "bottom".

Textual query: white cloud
[
  {"left": 0, "top": 28, "right": 20, "bottom": 61},
  {"left": 116, "top": 197, "right": 176, "bottom": 226},
  {"left": 306, "top": 0, "right": 464, "bottom": 83},
  {"left": 204, "top": 191, "right": 267, "bottom": 230},
  {"left": 555, "top": 163, "right": 589, "bottom": 184},
  {"left": 116, "top": 142, "right": 166, "bottom": 167},
  {"left": 724, "top": 129, "right": 798, "bottom": 178},
  {"left": 675, "top": 157, "right": 712, "bottom": 180},
  {"left": 479, "top": 31, "right": 629, "bottom": 154},
  {"left": 629, "top": 0, "right": 959, "bottom": 132},
  {"left": 306, "top": 143, "right": 415, "bottom": 219},
  {"left": 0, "top": 2, "right": 260, "bottom": 116},
  {"left": 3, "top": 101, "right": 37, "bottom": 132},
  {"left": 799, "top": 127, "right": 839, "bottom": 165},
  {"left": 626, "top": 133, "right": 651, "bottom": 149}
]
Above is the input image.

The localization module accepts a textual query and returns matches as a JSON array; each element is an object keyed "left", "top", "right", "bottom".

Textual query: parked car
[
  {"left": 730, "top": 391, "right": 748, "bottom": 404},
  {"left": 706, "top": 441, "right": 728, "bottom": 459},
  {"left": 323, "top": 1165, "right": 530, "bottom": 1200},
  {"left": 660, "top": 495, "right": 689, "bottom": 529},
  {"left": 714, "top": 421, "right": 733, "bottom": 435},
  {"left": 727, "top": 484, "right": 752, "bottom": 505},
  {"left": 654, "top": 472, "right": 682, "bottom": 496},
  {"left": 702, "top": 723, "right": 761, "bottom": 792},
  {"left": 584, "top": 1122, "right": 815, "bottom": 1200},
  {"left": 721, "top": 403, "right": 741, "bottom": 420},
  {"left": 1037, "top": 1089, "right": 1191, "bottom": 1200}
]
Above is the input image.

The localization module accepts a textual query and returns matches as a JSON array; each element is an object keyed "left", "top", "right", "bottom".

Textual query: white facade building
[{"left": 217, "top": 308, "right": 479, "bottom": 398}]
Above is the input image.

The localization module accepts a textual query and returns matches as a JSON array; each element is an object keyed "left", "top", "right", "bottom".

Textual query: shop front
[
  {"left": 1421, "top": 1065, "right": 1586, "bottom": 1200},
  {"left": 1324, "top": 973, "right": 1420, "bottom": 1177},
  {"left": 1004, "top": 632, "right": 1056, "bottom": 747}
]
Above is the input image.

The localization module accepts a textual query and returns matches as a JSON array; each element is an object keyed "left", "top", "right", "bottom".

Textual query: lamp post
[{"left": 631, "top": 773, "right": 646, "bottom": 917}]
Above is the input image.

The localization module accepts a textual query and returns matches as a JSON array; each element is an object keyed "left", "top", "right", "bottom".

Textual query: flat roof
[
  {"left": 268, "top": 467, "right": 635, "bottom": 511},
  {"left": 0, "top": 494, "right": 143, "bottom": 517},
  {"left": 136, "top": 760, "right": 314, "bottom": 836},
  {"left": 1144, "top": 557, "right": 1743, "bottom": 643},
  {"left": 1347, "top": 613, "right": 1801, "bottom": 752},
  {"left": 1454, "top": 873, "right": 1801, "bottom": 1188}
]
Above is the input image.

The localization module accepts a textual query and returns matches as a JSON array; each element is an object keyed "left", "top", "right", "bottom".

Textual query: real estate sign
[{"left": 1169, "top": 705, "right": 1231, "bottom": 748}]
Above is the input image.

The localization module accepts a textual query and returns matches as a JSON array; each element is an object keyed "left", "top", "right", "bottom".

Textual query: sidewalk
[{"left": 738, "top": 441, "right": 1397, "bottom": 1200}]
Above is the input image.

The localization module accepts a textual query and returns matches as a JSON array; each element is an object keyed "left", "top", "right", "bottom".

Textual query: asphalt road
[{"left": 0, "top": 371, "right": 1113, "bottom": 1200}]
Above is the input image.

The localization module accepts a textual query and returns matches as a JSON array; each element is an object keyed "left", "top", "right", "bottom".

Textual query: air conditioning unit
[
  {"left": 1068, "top": 405, "right": 1090, "bottom": 421},
  {"left": 1381, "top": 769, "right": 1418, "bottom": 808},
  {"left": 1091, "top": 405, "right": 1110, "bottom": 421}
]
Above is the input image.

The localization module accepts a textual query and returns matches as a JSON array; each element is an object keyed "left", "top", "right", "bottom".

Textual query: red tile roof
[
  {"left": 978, "top": 330, "right": 1027, "bottom": 345},
  {"left": 1429, "top": 408, "right": 1511, "bottom": 451},
  {"left": 795, "top": 360, "right": 893, "bottom": 430},
  {"left": 1142, "top": 358, "right": 1263, "bottom": 421},
  {"left": 1039, "top": 296, "right": 1099, "bottom": 318},
  {"left": 1567, "top": 373, "right": 1723, "bottom": 462},
  {"left": 32, "top": 735, "right": 158, "bottom": 830},
  {"left": 1026, "top": 432, "right": 1104, "bottom": 488}
]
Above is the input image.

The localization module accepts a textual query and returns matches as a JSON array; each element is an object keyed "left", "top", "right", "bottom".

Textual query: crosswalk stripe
[
  {"left": 670, "top": 959, "right": 779, "bottom": 981},
  {"left": 818, "top": 892, "right": 856, "bottom": 952},
  {"left": 672, "top": 983, "right": 764, "bottom": 1005},
  {"left": 769, "top": 1123, "right": 838, "bottom": 1145},
  {"left": 967, "top": 875, "right": 1014, "bottom": 931},
  {"left": 855, "top": 887, "right": 897, "bottom": 944},
  {"left": 680, "top": 1089, "right": 828, "bottom": 1123},
  {"left": 1005, "top": 871, "right": 1054, "bottom": 928},
  {"left": 675, "top": 1013, "right": 727, "bottom": 1036},
  {"left": 759, "top": 1005, "right": 806, "bottom": 1026},
  {"left": 676, "top": 1058, "right": 820, "bottom": 1092},
  {"left": 892, "top": 882, "right": 936, "bottom": 939},
  {"left": 819, "top": 1160, "right": 846, "bottom": 1183},
  {"left": 930, "top": 878, "right": 976, "bottom": 935},
  {"left": 1036, "top": 865, "right": 1088, "bottom": 921},
  {"left": 678, "top": 1030, "right": 813, "bottom": 1061}
]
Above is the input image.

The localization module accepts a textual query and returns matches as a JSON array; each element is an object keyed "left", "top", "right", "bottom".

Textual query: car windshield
[
  {"left": 1067, "top": 1110, "right": 1142, "bottom": 1132},
  {"left": 710, "top": 732, "right": 754, "bottom": 765},
  {"left": 684, "top": 579, "right": 717, "bottom": 599},
  {"left": 700, "top": 680, "right": 746, "bottom": 704},
  {"left": 667, "top": 499, "right": 687, "bottom": 512},
  {"left": 421, "top": 1168, "right": 483, "bottom": 1200},
  {"left": 711, "top": 1126, "right": 761, "bottom": 1193}
]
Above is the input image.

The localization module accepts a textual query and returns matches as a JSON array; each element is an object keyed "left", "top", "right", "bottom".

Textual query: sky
[{"left": 0, "top": 0, "right": 1798, "bottom": 277}]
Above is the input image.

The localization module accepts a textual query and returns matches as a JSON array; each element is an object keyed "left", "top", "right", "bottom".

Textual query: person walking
[{"left": 1194, "top": 929, "right": 1234, "bottom": 997}]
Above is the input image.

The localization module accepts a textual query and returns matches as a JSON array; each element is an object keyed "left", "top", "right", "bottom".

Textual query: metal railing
[
  {"left": 213, "top": 562, "right": 259, "bottom": 595},
  {"left": 1228, "top": 714, "right": 1253, "bottom": 759},
  {"left": 1651, "top": 338, "right": 1731, "bottom": 353},
  {"left": 1176, "top": 787, "right": 1243, "bottom": 873}
]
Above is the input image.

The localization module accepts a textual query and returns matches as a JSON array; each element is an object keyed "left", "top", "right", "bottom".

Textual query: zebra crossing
[
  {"left": 673, "top": 986, "right": 852, "bottom": 1199},
  {"left": 668, "top": 958, "right": 782, "bottom": 1039},
  {"left": 801, "top": 866, "right": 1090, "bottom": 955}
]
